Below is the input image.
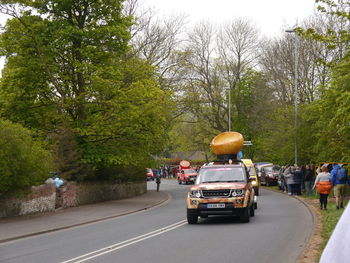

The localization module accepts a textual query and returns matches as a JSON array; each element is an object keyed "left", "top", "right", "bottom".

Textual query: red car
[
  {"left": 146, "top": 168, "right": 154, "bottom": 181},
  {"left": 177, "top": 169, "right": 198, "bottom": 184}
]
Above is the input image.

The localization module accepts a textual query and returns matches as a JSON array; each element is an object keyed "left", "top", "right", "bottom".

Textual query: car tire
[
  {"left": 254, "top": 202, "right": 258, "bottom": 209},
  {"left": 249, "top": 205, "right": 255, "bottom": 217},
  {"left": 240, "top": 207, "right": 250, "bottom": 223},
  {"left": 178, "top": 179, "right": 181, "bottom": 184},
  {"left": 255, "top": 189, "right": 259, "bottom": 196},
  {"left": 266, "top": 181, "right": 270, "bottom": 187},
  {"left": 187, "top": 210, "right": 198, "bottom": 224}
]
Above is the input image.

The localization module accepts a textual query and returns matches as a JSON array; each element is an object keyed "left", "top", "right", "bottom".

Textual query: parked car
[
  {"left": 146, "top": 168, "right": 154, "bottom": 181},
  {"left": 259, "top": 164, "right": 279, "bottom": 186}
]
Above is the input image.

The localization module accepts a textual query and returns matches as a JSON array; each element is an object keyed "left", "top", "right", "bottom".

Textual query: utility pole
[{"left": 285, "top": 29, "right": 299, "bottom": 165}]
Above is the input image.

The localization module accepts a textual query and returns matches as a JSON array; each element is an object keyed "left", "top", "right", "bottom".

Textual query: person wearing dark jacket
[
  {"left": 304, "top": 165, "right": 314, "bottom": 196},
  {"left": 291, "top": 165, "right": 303, "bottom": 196}
]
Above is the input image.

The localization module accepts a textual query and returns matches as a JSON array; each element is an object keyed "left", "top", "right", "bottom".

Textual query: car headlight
[
  {"left": 252, "top": 180, "right": 257, "bottom": 185},
  {"left": 189, "top": 190, "right": 202, "bottom": 198},
  {"left": 231, "top": 189, "right": 244, "bottom": 197}
]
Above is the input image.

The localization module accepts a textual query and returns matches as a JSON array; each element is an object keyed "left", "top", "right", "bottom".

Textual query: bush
[
  {"left": 89, "top": 165, "right": 146, "bottom": 183},
  {"left": 0, "top": 119, "right": 53, "bottom": 197}
]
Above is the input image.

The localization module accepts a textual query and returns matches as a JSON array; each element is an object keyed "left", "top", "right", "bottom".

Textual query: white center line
[{"left": 61, "top": 220, "right": 187, "bottom": 263}]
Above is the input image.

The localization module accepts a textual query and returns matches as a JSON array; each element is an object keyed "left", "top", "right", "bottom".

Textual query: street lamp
[
  {"left": 225, "top": 87, "right": 231, "bottom": 131},
  {"left": 285, "top": 29, "right": 299, "bottom": 165}
]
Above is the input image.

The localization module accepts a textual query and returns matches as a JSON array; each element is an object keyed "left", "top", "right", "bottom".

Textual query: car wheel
[
  {"left": 254, "top": 202, "right": 258, "bottom": 209},
  {"left": 266, "top": 181, "right": 270, "bottom": 187},
  {"left": 240, "top": 207, "right": 250, "bottom": 223},
  {"left": 249, "top": 204, "right": 255, "bottom": 217},
  {"left": 178, "top": 179, "right": 181, "bottom": 184},
  {"left": 187, "top": 210, "right": 198, "bottom": 224},
  {"left": 255, "top": 189, "right": 259, "bottom": 196}
]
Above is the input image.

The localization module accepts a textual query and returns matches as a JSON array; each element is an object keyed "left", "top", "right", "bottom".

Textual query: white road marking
[{"left": 61, "top": 220, "right": 187, "bottom": 263}]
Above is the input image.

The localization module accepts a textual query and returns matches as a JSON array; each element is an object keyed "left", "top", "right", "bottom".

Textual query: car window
[
  {"left": 196, "top": 167, "right": 245, "bottom": 183},
  {"left": 248, "top": 167, "right": 256, "bottom": 176}
]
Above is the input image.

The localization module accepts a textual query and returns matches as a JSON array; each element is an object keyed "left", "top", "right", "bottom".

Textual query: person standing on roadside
[
  {"left": 313, "top": 166, "right": 332, "bottom": 210},
  {"left": 155, "top": 173, "right": 161, "bottom": 192},
  {"left": 331, "top": 164, "right": 349, "bottom": 209},
  {"left": 291, "top": 165, "right": 303, "bottom": 196},
  {"left": 304, "top": 164, "right": 314, "bottom": 196},
  {"left": 284, "top": 166, "right": 294, "bottom": 195}
]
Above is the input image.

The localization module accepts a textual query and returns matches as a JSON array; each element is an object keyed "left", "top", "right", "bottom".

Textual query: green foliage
[
  {"left": 0, "top": 0, "right": 171, "bottom": 181},
  {"left": 0, "top": 119, "right": 53, "bottom": 197},
  {"left": 310, "top": 54, "right": 350, "bottom": 162},
  {"left": 90, "top": 165, "right": 146, "bottom": 183},
  {"left": 52, "top": 121, "right": 90, "bottom": 181}
]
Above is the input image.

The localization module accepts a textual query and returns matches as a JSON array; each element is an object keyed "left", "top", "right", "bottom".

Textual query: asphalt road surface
[{"left": 0, "top": 179, "right": 313, "bottom": 263}]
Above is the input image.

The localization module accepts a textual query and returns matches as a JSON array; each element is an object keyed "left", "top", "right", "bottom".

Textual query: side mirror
[{"left": 249, "top": 176, "right": 255, "bottom": 181}]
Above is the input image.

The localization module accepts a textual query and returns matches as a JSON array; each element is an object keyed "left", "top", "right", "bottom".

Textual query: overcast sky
[
  {"left": 0, "top": 0, "right": 317, "bottom": 74},
  {"left": 141, "top": 0, "right": 317, "bottom": 37}
]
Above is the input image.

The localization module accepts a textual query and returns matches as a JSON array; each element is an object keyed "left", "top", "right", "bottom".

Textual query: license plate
[{"left": 207, "top": 203, "right": 225, "bottom": 208}]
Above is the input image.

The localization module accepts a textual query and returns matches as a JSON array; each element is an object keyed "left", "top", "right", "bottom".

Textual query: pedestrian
[
  {"left": 313, "top": 166, "right": 332, "bottom": 210},
  {"left": 171, "top": 166, "right": 176, "bottom": 179},
  {"left": 331, "top": 164, "right": 349, "bottom": 209},
  {"left": 291, "top": 165, "right": 303, "bottom": 196},
  {"left": 304, "top": 164, "right": 314, "bottom": 196},
  {"left": 156, "top": 174, "right": 161, "bottom": 192},
  {"left": 284, "top": 166, "right": 294, "bottom": 195}
]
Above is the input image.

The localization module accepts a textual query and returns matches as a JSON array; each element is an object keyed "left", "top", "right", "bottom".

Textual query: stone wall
[
  {"left": 0, "top": 183, "right": 56, "bottom": 218},
  {"left": 76, "top": 181, "right": 146, "bottom": 205},
  {"left": 0, "top": 181, "right": 146, "bottom": 218},
  {"left": 56, "top": 182, "right": 78, "bottom": 209}
]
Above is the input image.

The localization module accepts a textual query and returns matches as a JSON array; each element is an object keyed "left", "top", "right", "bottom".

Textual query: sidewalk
[{"left": 0, "top": 190, "right": 169, "bottom": 243}]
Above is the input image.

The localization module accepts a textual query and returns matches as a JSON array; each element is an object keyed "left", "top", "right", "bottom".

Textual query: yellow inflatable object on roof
[{"left": 210, "top": 132, "right": 244, "bottom": 155}]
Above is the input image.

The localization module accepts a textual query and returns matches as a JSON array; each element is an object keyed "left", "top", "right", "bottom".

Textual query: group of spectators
[
  {"left": 279, "top": 164, "right": 314, "bottom": 196},
  {"left": 278, "top": 163, "right": 349, "bottom": 210}
]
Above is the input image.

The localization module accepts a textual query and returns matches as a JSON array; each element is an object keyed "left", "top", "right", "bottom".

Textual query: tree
[
  {"left": 0, "top": 119, "right": 53, "bottom": 197},
  {"left": 0, "top": 0, "right": 170, "bottom": 177}
]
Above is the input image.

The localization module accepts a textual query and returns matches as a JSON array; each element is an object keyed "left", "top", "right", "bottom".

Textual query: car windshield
[
  {"left": 264, "top": 166, "right": 274, "bottom": 173},
  {"left": 183, "top": 169, "right": 196, "bottom": 174},
  {"left": 196, "top": 167, "right": 246, "bottom": 184},
  {"left": 247, "top": 167, "right": 256, "bottom": 176}
]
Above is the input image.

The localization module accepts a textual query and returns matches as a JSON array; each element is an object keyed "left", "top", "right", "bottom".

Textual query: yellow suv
[{"left": 242, "top": 159, "right": 260, "bottom": 196}]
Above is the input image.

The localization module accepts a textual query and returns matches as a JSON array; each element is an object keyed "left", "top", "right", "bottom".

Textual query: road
[{"left": 0, "top": 180, "right": 313, "bottom": 263}]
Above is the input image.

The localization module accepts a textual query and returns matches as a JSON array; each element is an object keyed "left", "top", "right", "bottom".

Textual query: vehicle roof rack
[{"left": 210, "top": 154, "right": 244, "bottom": 164}]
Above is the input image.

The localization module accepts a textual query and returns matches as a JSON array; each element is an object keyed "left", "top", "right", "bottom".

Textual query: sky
[
  {"left": 141, "top": 0, "right": 317, "bottom": 37},
  {"left": 0, "top": 0, "right": 317, "bottom": 74}
]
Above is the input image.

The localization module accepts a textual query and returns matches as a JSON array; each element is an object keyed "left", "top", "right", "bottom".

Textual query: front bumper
[
  {"left": 187, "top": 205, "right": 246, "bottom": 216},
  {"left": 187, "top": 196, "right": 247, "bottom": 211}
]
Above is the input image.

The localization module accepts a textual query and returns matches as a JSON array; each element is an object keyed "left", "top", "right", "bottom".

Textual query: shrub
[{"left": 0, "top": 119, "right": 53, "bottom": 197}]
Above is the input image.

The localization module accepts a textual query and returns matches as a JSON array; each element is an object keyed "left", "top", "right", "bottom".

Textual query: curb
[
  {"left": 261, "top": 187, "right": 320, "bottom": 263},
  {"left": 0, "top": 191, "right": 171, "bottom": 244}
]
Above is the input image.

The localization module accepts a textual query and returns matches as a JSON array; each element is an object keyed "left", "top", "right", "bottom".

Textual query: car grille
[{"left": 202, "top": 190, "right": 231, "bottom": 198}]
